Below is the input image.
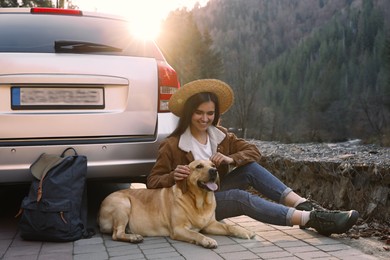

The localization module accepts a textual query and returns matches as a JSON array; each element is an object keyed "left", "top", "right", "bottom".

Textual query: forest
[{"left": 157, "top": 0, "right": 390, "bottom": 146}]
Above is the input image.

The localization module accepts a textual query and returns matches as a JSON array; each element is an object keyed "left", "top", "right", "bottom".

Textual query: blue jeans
[{"left": 215, "top": 162, "right": 295, "bottom": 226}]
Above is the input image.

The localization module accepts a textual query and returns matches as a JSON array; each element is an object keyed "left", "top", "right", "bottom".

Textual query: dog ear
[{"left": 176, "top": 179, "right": 188, "bottom": 194}]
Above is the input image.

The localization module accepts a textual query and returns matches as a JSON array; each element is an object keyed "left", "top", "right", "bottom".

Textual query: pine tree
[
  {"left": 199, "top": 29, "right": 223, "bottom": 78},
  {"left": 157, "top": 9, "right": 224, "bottom": 85}
]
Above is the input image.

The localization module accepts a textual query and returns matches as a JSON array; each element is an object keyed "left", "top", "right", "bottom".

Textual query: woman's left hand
[{"left": 210, "top": 152, "right": 234, "bottom": 167}]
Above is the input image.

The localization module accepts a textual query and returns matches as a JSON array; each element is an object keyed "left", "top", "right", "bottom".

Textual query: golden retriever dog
[{"left": 98, "top": 159, "right": 255, "bottom": 248}]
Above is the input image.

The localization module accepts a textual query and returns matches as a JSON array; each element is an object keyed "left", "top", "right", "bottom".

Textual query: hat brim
[{"left": 168, "top": 79, "right": 234, "bottom": 117}]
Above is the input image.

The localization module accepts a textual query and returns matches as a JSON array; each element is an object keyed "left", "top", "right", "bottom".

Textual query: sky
[{"left": 71, "top": 0, "right": 209, "bottom": 39}]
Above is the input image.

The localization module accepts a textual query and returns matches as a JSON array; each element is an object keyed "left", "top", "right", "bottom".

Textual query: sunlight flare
[{"left": 72, "top": 0, "right": 209, "bottom": 40}]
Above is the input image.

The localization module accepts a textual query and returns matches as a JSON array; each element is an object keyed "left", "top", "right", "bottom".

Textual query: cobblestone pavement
[
  {"left": 2, "top": 212, "right": 387, "bottom": 259},
  {"left": 1, "top": 183, "right": 388, "bottom": 260}
]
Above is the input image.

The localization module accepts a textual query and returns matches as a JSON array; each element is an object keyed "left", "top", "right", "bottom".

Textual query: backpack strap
[
  {"left": 80, "top": 183, "right": 95, "bottom": 238},
  {"left": 61, "top": 147, "right": 78, "bottom": 157}
]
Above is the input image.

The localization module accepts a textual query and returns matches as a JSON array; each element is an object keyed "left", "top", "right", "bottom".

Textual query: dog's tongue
[{"left": 206, "top": 182, "right": 218, "bottom": 191}]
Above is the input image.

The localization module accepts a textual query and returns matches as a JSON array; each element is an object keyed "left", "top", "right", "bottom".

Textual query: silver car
[{"left": 0, "top": 7, "right": 179, "bottom": 184}]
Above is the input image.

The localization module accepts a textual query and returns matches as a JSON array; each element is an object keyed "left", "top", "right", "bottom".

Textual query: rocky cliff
[{"left": 252, "top": 140, "right": 390, "bottom": 222}]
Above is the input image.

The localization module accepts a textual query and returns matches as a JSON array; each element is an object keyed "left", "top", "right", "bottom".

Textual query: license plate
[{"left": 11, "top": 87, "right": 105, "bottom": 110}]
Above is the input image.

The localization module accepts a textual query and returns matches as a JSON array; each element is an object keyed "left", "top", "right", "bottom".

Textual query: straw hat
[{"left": 168, "top": 79, "right": 234, "bottom": 117}]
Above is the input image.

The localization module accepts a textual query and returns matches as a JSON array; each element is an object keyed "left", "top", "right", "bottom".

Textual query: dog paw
[
  {"left": 234, "top": 227, "right": 256, "bottom": 239},
  {"left": 246, "top": 230, "right": 256, "bottom": 239},
  {"left": 128, "top": 234, "right": 144, "bottom": 243},
  {"left": 113, "top": 233, "right": 144, "bottom": 243},
  {"left": 200, "top": 237, "right": 218, "bottom": 249}
]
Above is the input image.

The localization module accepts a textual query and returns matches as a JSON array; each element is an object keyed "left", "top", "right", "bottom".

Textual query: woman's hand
[
  {"left": 173, "top": 165, "right": 190, "bottom": 181},
  {"left": 210, "top": 152, "right": 234, "bottom": 167}
]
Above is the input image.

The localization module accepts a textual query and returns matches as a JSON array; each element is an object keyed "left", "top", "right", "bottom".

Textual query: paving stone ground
[
  {"left": 2, "top": 212, "right": 387, "bottom": 259},
  {"left": 1, "top": 183, "right": 388, "bottom": 260}
]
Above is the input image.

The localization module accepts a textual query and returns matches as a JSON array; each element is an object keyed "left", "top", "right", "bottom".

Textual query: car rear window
[{"left": 0, "top": 11, "right": 163, "bottom": 59}]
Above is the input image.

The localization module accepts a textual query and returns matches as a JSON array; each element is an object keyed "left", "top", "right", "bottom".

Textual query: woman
[{"left": 147, "top": 79, "right": 358, "bottom": 236}]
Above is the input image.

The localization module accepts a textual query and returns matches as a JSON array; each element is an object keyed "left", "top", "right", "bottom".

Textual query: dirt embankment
[{"left": 252, "top": 139, "right": 389, "bottom": 222}]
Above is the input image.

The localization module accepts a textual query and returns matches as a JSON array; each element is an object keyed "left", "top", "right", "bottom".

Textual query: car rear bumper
[{"left": 0, "top": 113, "right": 178, "bottom": 184}]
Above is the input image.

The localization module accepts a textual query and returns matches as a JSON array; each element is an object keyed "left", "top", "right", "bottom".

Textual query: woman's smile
[{"left": 190, "top": 101, "right": 215, "bottom": 134}]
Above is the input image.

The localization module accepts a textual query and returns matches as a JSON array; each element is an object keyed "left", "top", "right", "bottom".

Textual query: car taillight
[
  {"left": 158, "top": 61, "right": 180, "bottom": 113},
  {"left": 31, "top": 8, "right": 83, "bottom": 16}
]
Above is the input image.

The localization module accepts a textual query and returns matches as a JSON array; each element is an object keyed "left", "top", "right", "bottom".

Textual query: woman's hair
[{"left": 169, "top": 92, "right": 220, "bottom": 137}]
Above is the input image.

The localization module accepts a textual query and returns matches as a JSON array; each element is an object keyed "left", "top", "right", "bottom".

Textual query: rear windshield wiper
[{"left": 54, "top": 40, "right": 122, "bottom": 53}]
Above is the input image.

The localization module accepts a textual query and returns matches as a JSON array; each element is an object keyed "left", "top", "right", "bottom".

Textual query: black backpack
[{"left": 17, "top": 147, "right": 94, "bottom": 242}]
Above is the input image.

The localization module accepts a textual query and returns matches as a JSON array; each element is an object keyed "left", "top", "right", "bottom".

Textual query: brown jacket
[{"left": 146, "top": 126, "right": 262, "bottom": 189}]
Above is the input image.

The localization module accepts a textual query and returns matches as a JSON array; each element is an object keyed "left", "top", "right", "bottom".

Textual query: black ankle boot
[
  {"left": 303, "top": 210, "right": 359, "bottom": 236},
  {"left": 296, "top": 199, "right": 327, "bottom": 229}
]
